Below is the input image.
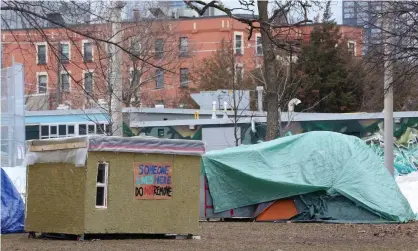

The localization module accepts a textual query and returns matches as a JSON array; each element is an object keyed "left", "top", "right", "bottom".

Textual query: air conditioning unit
[{"left": 155, "top": 104, "right": 164, "bottom": 109}]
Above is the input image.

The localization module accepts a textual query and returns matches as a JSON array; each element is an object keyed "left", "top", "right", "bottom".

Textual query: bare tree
[
  {"left": 193, "top": 38, "right": 256, "bottom": 145},
  {"left": 184, "top": 0, "right": 320, "bottom": 140},
  {"left": 1, "top": 1, "right": 184, "bottom": 135}
]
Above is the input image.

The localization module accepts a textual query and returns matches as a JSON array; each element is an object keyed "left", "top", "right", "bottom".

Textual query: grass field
[{"left": 2, "top": 222, "right": 418, "bottom": 251}]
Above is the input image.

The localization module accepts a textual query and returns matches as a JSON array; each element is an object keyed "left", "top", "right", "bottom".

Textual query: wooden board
[{"left": 29, "top": 141, "right": 87, "bottom": 152}]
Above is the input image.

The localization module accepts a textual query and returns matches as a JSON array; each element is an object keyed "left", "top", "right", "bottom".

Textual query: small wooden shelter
[{"left": 24, "top": 135, "right": 205, "bottom": 238}]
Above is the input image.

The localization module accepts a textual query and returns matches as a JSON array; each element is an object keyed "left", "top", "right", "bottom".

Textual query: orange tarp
[{"left": 256, "top": 199, "right": 298, "bottom": 221}]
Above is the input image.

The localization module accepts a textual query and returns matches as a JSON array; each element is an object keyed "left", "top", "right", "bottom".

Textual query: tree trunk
[{"left": 258, "top": 1, "right": 279, "bottom": 140}]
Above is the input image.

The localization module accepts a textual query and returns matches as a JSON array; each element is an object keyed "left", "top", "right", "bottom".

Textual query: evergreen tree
[{"left": 295, "top": 7, "right": 363, "bottom": 113}]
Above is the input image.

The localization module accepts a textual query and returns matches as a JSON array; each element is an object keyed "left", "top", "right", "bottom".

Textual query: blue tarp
[{"left": 1, "top": 168, "right": 25, "bottom": 234}]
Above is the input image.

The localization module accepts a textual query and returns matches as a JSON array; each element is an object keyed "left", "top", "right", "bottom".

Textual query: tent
[
  {"left": 201, "top": 131, "right": 416, "bottom": 223},
  {"left": 1, "top": 168, "right": 25, "bottom": 233}
]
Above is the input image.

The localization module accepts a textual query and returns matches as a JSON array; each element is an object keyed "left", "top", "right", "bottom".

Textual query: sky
[{"left": 219, "top": 0, "right": 343, "bottom": 24}]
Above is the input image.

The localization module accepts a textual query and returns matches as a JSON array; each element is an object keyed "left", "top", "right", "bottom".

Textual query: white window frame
[
  {"left": 234, "top": 63, "right": 244, "bottom": 83},
  {"left": 67, "top": 124, "right": 76, "bottom": 137},
  {"left": 36, "top": 72, "right": 48, "bottom": 94},
  {"left": 36, "top": 42, "right": 47, "bottom": 64},
  {"left": 234, "top": 31, "right": 244, "bottom": 55},
  {"left": 82, "top": 40, "right": 94, "bottom": 62},
  {"left": 347, "top": 40, "right": 356, "bottom": 56},
  {"left": 95, "top": 162, "right": 109, "bottom": 209},
  {"left": 61, "top": 71, "right": 71, "bottom": 92},
  {"left": 60, "top": 41, "right": 71, "bottom": 63},
  {"left": 255, "top": 33, "right": 262, "bottom": 56},
  {"left": 37, "top": 122, "right": 108, "bottom": 139},
  {"left": 83, "top": 69, "right": 94, "bottom": 94}
]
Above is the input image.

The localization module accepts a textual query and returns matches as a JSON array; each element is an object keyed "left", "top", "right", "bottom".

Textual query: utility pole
[
  {"left": 384, "top": 9, "right": 394, "bottom": 176},
  {"left": 109, "top": 1, "right": 125, "bottom": 136}
]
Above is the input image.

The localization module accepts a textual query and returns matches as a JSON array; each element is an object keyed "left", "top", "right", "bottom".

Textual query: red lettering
[{"left": 144, "top": 185, "right": 154, "bottom": 195}]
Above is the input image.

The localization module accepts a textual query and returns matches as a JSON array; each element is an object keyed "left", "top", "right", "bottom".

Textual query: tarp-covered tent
[
  {"left": 201, "top": 131, "right": 416, "bottom": 223},
  {"left": 1, "top": 168, "right": 25, "bottom": 233}
]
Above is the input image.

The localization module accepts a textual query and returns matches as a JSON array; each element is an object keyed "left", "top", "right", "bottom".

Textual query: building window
[
  {"left": 235, "top": 65, "right": 244, "bottom": 83},
  {"left": 83, "top": 41, "right": 93, "bottom": 62},
  {"left": 344, "top": 13, "right": 355, "bottom": 19},
  {"left": 60, "top": 43, "right": 70, "bottom": 64},
  {"left": 179, "top": 37, "right": 188, "bottom": 57},
  {"left": 37, "top": 73, "right": 47, "bottom": 94},
  {"left": 37, "top": 44, "right": 46, "bottom": 64},
  {"left": 96, "top": 162, "right": 108, "bottom": 208},
  {"left": 158, "top": 128, "right": 165, "bottom": 138},
  {"left": 79, "top": 124, "right": 87, "bottom": 135},
  {"left": 235, "top": 33, "right": 243, "bottom": 55},
  {"left": 348, "top": 42, "right": 356, "bottom": 56},
  {"left": 155, "top": 69, "right": 164, "bottom": 88},
  {"left": 155, "top": 39, "right": 164, "bottom": 59},
  {"left": 256, "top": 35, "right": 262, "bottom": 56},
  {"left": 68, "top": 125, "right": 75, "bottom": 136},
  {"left": 88, "top": 124, "right": 95, "bottom": 134},
  {"left": 84, "top": 71, "right": 93, "bottom": 94},
  {"left": 180, "top": 68, "right": 189, "bottom": 86},
  {"left": 344, "top": 1, "right": 354, "bottom": 7},
  {"left": 61, "top": 73, "right": 70, "bottom": 92},
  {"left": 130, "top": 38, "right": 141, "bottom": 55}
]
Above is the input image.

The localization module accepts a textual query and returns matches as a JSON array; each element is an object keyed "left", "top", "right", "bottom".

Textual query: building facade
[
  {"left": 2, "top": 16, "right": 363, "bottom": 110},
  {"left": 342, "top": 1, "right": 384, "bottom": 54}
]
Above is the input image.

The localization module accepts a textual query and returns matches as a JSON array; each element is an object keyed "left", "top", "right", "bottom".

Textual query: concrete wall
[
  {"left": 84, "top": 152, "right": 200, "bottom": 235},
  {"left": 25, "top": 163, "right": 86, "bottom": 235}
]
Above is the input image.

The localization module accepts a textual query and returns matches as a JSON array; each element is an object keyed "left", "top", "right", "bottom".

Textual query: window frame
[
  {"left": 155, "top": 38, "right": 164, "bottom": 59},
  {"left": 60, "top": 41, "right": 71, "bottom": 64},
  {"left": 82, "top": 40, "right": 94, "bottom": 62},
  {"left": 61, "top": 71, "right": 71, "bottom": 92},
  {"left": 234, "top": 64, "right": 244, "bottom": 83},
  {"left": 83, "top": 70, "right": 94, "bottom": 94},
  {"left": 95, "top": 162, "right": 109, "bottom": 209},
  {"left": 36, "top": 42, "right": 47, "bottom": 65},
  {"left": 155, "top": 68, "right": 164, "bottom": 89},
  {"left": 180, "top": 68, "right": 189, "bottom": 86},
  {"left": 38, "top": 122, "right": 107, "bottom": 139},
  {"left": 347, "top": 41, "right": 356, "bottom": 56},
  {"left": 255, "top": 33, "right": 262, "bottom": 56},
  {"left": 36, "top": 72, "right": 48, "bottom": 94},
  {"left": 234, "top": 31, "right": 244, "bottom": 55},
  {"left": 179, "top": 37, "right": 189, "bottom": 57}
]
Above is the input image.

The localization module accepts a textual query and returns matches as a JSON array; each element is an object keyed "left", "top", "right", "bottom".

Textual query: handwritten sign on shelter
[{"left": 133, "top": 162, "right": 173, "bottom": 200}]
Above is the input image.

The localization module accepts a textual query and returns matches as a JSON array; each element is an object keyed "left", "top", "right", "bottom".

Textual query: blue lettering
[
  {"left": 138, "top": 165, "right": 143, "bottom": 175},
  {"left": 156, "top": 176, "right": 167, "bottom": 185},
  {"left": 144, "top": 166, "right": 149, "bottom": 175},
  {"left": 138, "top": 175, "right": 154, "bottom": 184},
  {"left": 167, "top": 176, "right": 171, "bottom": 185}
]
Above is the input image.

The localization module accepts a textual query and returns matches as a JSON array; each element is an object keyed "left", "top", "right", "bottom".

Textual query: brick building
[{"left": 1, "top": 16, "right": 363, "bottom": 110}]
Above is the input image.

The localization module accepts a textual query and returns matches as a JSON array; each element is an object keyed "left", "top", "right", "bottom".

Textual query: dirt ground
[{"left": 2, "top": 222, "right": 418, "bottom": 251}]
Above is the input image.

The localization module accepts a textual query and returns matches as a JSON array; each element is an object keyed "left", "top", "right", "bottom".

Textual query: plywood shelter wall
[
  {"left": 84, "top": 152, "right": 200, "bottom": 234},
  {"left": 25, "top": 163, "right": 86, "bottom": 235}
]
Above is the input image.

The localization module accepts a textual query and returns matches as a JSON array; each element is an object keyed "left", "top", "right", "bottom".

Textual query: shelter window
[
  {"left": 96, "top": 162, "right": 109, "bottom": 208},
  {"left": 88, "top": 124, "right": 95, "bottom": 134}
]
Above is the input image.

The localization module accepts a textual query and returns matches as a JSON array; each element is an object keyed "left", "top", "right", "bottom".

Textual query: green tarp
[{"left": 201, "top": 131, "right": 415, "bottom": 223}]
